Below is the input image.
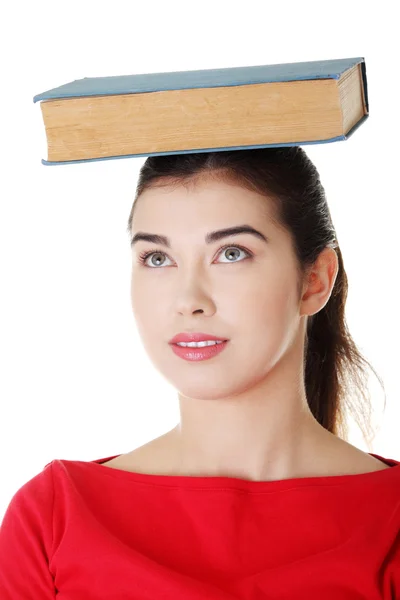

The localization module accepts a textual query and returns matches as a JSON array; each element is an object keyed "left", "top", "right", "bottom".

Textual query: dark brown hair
[{"left": 127, "top": 147, "right": 385, "bottom": 450}]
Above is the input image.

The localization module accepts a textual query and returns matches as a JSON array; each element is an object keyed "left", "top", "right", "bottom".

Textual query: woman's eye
[{"left": 139, "top": 245, "right": 252, "bottom": 268}]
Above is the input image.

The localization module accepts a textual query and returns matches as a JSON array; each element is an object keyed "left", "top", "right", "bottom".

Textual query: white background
[{"left": 1, "top": 1, "right": 398, "bottom": 519}]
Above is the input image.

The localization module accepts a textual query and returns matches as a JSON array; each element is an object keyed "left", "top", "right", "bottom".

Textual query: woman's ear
[{"left": 300, "top": 248, "right": 339, "bottom": 316}]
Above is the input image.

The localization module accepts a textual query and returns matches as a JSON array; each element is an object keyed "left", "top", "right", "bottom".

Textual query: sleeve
[
  {"left": 0, "top": 462, "right": 57, "bottom": 599},
  {"left": 383, "top": 503, "right": 400, "bottom": 600},
  {"left": 386, "top": 540, "right": 400, "bottom": 599}
]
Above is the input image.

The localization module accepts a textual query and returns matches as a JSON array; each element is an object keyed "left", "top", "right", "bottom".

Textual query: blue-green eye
[{"left": 138, "top": 244, "right": 253, "bottom": 268}]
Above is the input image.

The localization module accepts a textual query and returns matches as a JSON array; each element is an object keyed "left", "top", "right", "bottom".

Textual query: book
[{"left": 33, "top": 57, "right": 369, "bottom": 166}]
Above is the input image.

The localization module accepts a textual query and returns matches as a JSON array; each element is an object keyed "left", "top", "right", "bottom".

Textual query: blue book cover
[{"left": 33, "top": 57, "right": 369, "bottom": 166}]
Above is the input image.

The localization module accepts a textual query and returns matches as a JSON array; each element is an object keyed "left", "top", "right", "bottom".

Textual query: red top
[{"left": 1, "top": 452, "right": 400, "bottom": 599}]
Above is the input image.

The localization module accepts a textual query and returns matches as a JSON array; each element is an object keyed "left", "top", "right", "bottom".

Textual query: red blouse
[{"left": 1, "top": 452, "right": 400, "bottom": 599}]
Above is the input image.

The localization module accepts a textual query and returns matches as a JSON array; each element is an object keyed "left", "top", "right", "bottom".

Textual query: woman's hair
[{"left": 126, "top": 147, "right": 385, "bottom": 450}]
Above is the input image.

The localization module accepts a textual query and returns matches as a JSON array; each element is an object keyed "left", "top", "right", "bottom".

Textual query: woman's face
[{"left": 129, "top": 176, "right": 307, "bottom": 400}]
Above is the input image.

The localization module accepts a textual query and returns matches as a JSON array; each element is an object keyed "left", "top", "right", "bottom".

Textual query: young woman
[{"left": 1, "top": 147, "right": 399, "bottom": 598}]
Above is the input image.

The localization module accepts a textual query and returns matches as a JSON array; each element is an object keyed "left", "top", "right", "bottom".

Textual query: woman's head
[{"left": 127, "top": 147, "right": 385, "bottom": 450}]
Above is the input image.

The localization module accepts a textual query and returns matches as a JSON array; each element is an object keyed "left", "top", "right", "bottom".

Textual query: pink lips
[
  {"left": 169, "top": 332, "right": 228, "bottom": 344},
  {"left": 170, "top": 340, "right": 229, "bottom": 362}
]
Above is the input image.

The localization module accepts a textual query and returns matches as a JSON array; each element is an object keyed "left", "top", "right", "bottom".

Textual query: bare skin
[
  {"left": 110, "top": 174, "right": 390, "bottom": 483},
  {"left": 101, "top": 429, "right": 390, "bottom": 481}
]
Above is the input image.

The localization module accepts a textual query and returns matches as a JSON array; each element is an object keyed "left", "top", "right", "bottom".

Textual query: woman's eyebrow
[{"left": 130, "top": 224, "right": 269, "bottom": 248}]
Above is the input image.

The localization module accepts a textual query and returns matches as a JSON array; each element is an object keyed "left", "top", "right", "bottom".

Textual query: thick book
[{"left": 33, "top": 57, "right": 369, "bottom": 166}]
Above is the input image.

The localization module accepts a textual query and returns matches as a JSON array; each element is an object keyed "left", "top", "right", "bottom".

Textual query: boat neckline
[{"left": 55, "top": 452, "right": 400, "bottom": 489}]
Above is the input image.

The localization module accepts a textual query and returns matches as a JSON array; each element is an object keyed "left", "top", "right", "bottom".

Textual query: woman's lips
[{"left": 170, "top": 340, "right": 229, "bottom": 361}]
